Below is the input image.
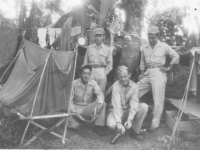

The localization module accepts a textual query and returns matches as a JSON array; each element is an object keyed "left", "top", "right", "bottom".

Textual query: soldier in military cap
[
  {"left": 137, "top": 26, "right": 180, "bottom": 132},
  {"left": 84, "top": 28, "right": 113, "bottom": 94}
]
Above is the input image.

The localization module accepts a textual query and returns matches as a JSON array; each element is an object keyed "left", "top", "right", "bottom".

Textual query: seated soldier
[
  {"left": 68, "top": 65, "right": 106, "bottom": 136},
  {"left": 107, "top": 66, "right": 148, "bottom": 142}
]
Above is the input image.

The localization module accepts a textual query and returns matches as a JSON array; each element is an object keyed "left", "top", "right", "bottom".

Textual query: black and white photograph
[{"left": 0, "top": 0, "right": 200, "bottom": 149}]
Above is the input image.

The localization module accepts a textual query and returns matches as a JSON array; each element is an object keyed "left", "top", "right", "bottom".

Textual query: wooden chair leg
[
  {"left": 20, "top": 120, "right": 31, "bottom": 147},
  {"left": 62, "top": 118, "right": 68, "bottom": 144},
  {"left": 21, "top": 118, "right": 67, "bottom": 148}
]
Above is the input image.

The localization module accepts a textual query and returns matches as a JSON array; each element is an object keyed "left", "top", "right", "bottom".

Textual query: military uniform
[
  {"left": 137, "top": 26, "right": 180, "bottom": 128},
  {"left": 84, "top": 28, "right": 113, "bottom": 93},
  {"left": 107, "top": 80, "right": 148, "bottom": 134},
  {"left": 69, "top": 78, "right": 106, "bottom": 126}
]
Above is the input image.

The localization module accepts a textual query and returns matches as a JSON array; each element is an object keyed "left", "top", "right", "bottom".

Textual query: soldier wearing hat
[
  {"left": 137, "top": 26, "right": 180, "bottom": 132},
  {"left": 68, "top": 65, "right": 106, "bottom": 136},
  {"left": 84, "top": 28, "right": 113, "bottom": 94}
]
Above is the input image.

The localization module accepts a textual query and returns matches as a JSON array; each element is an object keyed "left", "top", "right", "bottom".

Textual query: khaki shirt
[
  {"left": 84, "top": 43, "right": 113, "bottom": 74},
  {"left": 70, "top": 78, "right": 104, "bottom": 113},
  {"left": 140, "top": 40, "right": 180, "bottom": 70},
  {"left": 111, "top": 80, "right": 139, "bottom": 123}
]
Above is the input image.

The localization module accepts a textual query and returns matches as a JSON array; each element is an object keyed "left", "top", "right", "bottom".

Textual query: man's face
[
  {"left": 80, "top": 68, "right": 91, "bottom": 82},
  {"left": 148, "top": 33, "right": 158, "bottom": 46},
  {"left": 118, "top": 70, "right": 131, "bottom": 86},
  {"left": 95, "top": 34, "right": 104, "bottom": 44}
]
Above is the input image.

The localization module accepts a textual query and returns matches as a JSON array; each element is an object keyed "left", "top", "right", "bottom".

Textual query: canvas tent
[
  {"left": 0, "top": 39, "right": 77, "bottom": 147},
  {"left": 0, "top": 39, "right": 75, "bottom": 116},
  {"left": 0, "top": 25, "right": 20, "bottom": 84}
]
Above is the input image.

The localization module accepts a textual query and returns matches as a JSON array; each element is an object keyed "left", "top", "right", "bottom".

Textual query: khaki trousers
[
  {"left": 106, "top": 103, "right": 148, "bottom": 134},
  {"left": 137, "top": 68, "right": 167, "bottom": 128},
  {"left": 91, "top": 68, "right": 107, "bottom": 93},
  {"left": 68, "top": 102, "right": 106, "bottom": 127}
]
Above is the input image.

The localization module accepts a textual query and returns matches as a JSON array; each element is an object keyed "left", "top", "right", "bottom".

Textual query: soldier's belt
[
  {"left": 90, "top": 64, "right": 105, "bottom": 68},
  {"left": 147, "top": 65, "right": 163, "bottom": 69}
]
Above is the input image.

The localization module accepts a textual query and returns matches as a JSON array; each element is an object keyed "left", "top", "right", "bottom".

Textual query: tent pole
[
  {"left": 20, "top": 120, "right": 31, "bottom": 147},
  {"left": 20, "top": 51, "right": 51, "bottom": 147},
  {"left": 168, "top": 57, "right": 196, "bottom": 150},
  {"left": 62, "top": 46, "right": 78, "bottom": 144},
  {"left": 29, "top": 51, "right": 51, "bottom": 117}
]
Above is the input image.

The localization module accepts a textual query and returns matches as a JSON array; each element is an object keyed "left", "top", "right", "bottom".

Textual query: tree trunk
[{"left": 119, "top": 0, "right": 146, "bottom": 81}]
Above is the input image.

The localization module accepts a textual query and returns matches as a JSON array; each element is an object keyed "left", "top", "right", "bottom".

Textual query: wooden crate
[{"left": 165, "top": 110, "right": 200, "bottom": 134}]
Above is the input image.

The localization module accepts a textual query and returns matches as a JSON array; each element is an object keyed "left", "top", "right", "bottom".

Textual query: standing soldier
[
  {"left": 137, "top": 26, "right": 180, "bottom": 132},
  {"left": 84, "top": 28, "right": 113, "bottom": 93}
]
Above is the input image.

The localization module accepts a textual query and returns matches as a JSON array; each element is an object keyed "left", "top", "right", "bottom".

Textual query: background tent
[
  {"left": 0, "top": 25, "right": 20, "bottom": 84},
  {"left": 0, "top": 40, "right": 75, "bottom": 116}
]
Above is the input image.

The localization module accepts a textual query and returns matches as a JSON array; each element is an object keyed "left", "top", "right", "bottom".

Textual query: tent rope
[
  {"left": 167, "top": 57, "right": 195, "bottom": 150},
  {"left": 62, "top": 45, "right": 78, "bottom": 144}
]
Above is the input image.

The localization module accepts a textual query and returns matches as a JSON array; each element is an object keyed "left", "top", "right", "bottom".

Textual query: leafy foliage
[{"left": 148, "top": 7, "right": 188, "bottom": 46}]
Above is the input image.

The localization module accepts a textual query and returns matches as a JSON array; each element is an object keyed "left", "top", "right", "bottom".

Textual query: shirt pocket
[
  {"left": 99, "top": 51, "right": 107, "bottom": 64},
  {"left": 153, "top": 50, "right": 164, "bottom": 62},
  {"left": 84, "top": 86, "right": 93, "bottom": 103},
  {"left": 88, "top": 53, "right": 95, "bottom": 63},
  {"left": 74, "top": 88, "right": 84, "bottom": 102},
  {"left": 144, "top": 51, "right": 151, "bottom": 63}
]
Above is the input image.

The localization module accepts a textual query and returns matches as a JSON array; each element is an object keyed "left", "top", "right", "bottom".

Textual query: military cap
[
  {"left": 147, "top": 26, "right": 159, "bottom": 34},
  {"left": 93, "top": 28, "right": 105, "bottom": 35},
  {"left": 79, "top": 65, "right": 92, "bottom": 73}
]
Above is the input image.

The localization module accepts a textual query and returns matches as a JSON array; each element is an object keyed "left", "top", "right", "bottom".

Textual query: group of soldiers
[{"left": 68, "top": 26, "right": 180, "bottom": 143}]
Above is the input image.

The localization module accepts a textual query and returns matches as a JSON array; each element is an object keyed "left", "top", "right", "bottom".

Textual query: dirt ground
[
  {"left": 26, "top": 121, "right": 171, "bottom": 150},
  {"left": 0, "top": 107, "right": 200, "bottom": 150},
  {"left": 1, "top": 95, "right": 199, "bottom": 149}
]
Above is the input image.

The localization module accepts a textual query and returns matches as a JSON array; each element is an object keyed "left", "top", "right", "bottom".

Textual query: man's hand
[
  {"left": 124, "top": 119, "right": 132, "bottom": 129},
  {"left": 116, "top": 123, "right": 126, "bottom": 134},
  {"left": 160, "top": 67, "right": 171, "bottom": 73},
  {"left": 138, "top": 74, "right": 145, "bottom": 80}
]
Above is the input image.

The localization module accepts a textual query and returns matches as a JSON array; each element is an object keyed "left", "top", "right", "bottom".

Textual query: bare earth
[{"left": 26, "top": 122, "right": 171, "bottom": 150}]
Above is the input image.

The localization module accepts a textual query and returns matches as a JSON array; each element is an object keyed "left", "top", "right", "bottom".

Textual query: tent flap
[{"left": 0, "top": 40, "right": 75, "bottom": 116}]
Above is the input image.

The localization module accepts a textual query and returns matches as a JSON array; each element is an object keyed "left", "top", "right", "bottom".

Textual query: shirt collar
[
  {"left": 120, "top": 80, "right": 133, "bottom": 88},
  {"left": 77, "top": 78, "right": 92, "bottom": 88},
  {"left": 146, "top": 40, "right": 162, "bottom": 48},
  {"left": 93, "top": 43, "right": 105, "bottom": 49}
]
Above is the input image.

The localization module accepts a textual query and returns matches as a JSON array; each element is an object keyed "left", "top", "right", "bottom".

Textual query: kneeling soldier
[
  {"left": 68, "top": 65, "right": 106, "bottom": 136},
  {"left": 107, "top": 66, "right": 148, "bottom": 142}
]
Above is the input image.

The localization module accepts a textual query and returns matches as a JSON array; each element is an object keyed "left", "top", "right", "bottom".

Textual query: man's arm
[
  {"left": 127, "top": 85, "right": 139, "bottom": 121},
  {"left": 166, "top": 45, "right": 180, "bottom": 71},
  {"left": 105, "top": 48, "right": 113, "bottom": 74},
  {"left": 93, "top": 80, "right": 104, "bottom": 104}
]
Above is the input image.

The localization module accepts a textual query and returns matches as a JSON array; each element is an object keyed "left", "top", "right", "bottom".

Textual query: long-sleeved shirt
[
  {"left": 111, "top": 80, "right": 139, "bottom": 123},
  {"left": 140, "top": 40, "right": 180, "bottom": 71},
  {"left": 70, "top": 78, "right": 104, "bottom": 113},
  {"left": 84, "top": 43, "right": 113, "bottom": 74}
]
